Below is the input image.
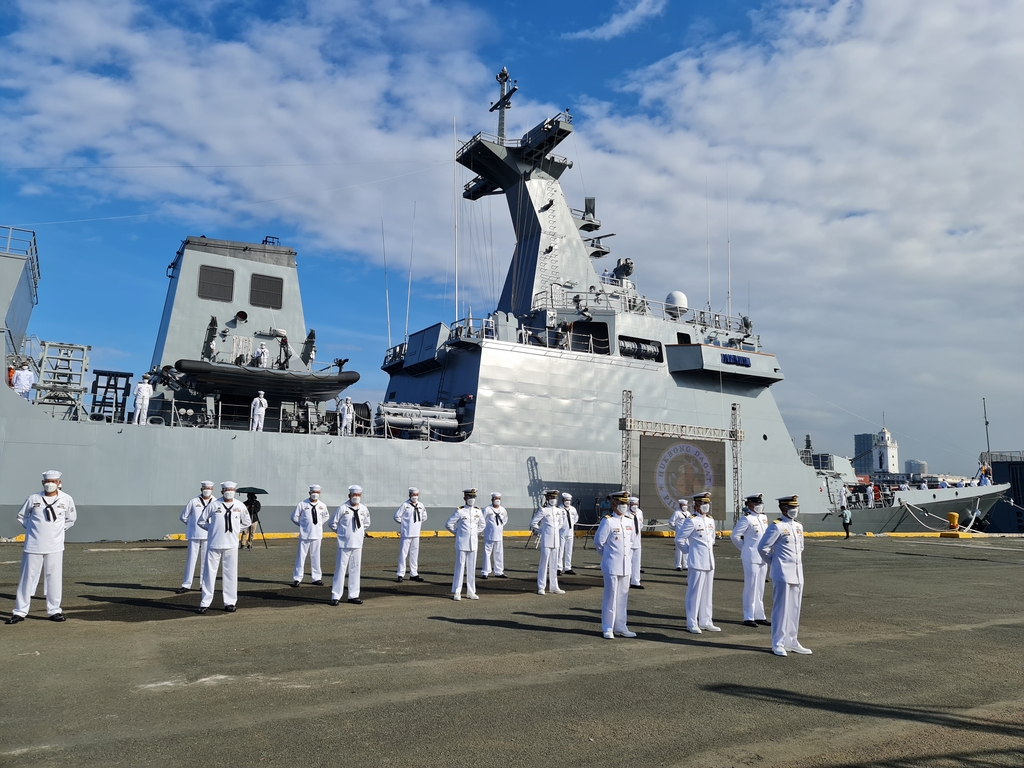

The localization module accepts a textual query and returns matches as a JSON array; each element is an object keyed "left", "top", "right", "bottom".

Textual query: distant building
[
  {"left": 905, "top": 459, "right": 928, "bottom": 476},
  {"left": 854, "top": 433, "right": 874, "bottom": 474},
  {"left": 872, "top": 428, "right": 899, "bottom": 474}
]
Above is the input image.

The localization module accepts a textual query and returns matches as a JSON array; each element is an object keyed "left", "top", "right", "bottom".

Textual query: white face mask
[
  {"left": 466, "top": 497, "right": 476, "bottom": 506},
  {"left": 310, "top": 493, "right": 320, "bottom": 501},
  {"left": 754, "top": 503, "right": 764, "bottom": 515},
  {"left": 43, "top": 482, "right": 58, "bottom": 494},
  {"left": 492, "top": 500, "right": 500, "bottom": 507},
  {"left": 699, "top": 504, "right": 710, "bottom": 515},
  {"left": 223, "top": 491, "right": 235, "bottom": 501},
  {"left": 548, "top": 498, "right": 558, "bottom": 506},
  {"left": 410, "top": 496, "right": 419, "bottom": 504},
  {"left": 201, "top": 489, "right": 213, "bottom": 498},
  {"left": 616, "top": 504, "right": 628, "bottom": 514},
  {"left": 351, "top": 496, "right": 361, "bottom": 505},
  {"left": 786, "top": 507, "right": 799, "bottom": 519},
  {"left": 630, "top": 504, "right": 638, "bottom": 512}
]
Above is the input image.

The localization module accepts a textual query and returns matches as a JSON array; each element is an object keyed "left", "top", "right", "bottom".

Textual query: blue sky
[{"left": 2, "top": 0, "right": 1022, "bottom": 474}]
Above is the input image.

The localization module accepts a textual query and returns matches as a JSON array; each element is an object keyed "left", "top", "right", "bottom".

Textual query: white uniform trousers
[
  {"left": 293, "top": 539, "right": 323, "bottom": 582},
  {"left": 133, "top": 398, "right": 150, "bottom": 425},
  {"left": 332, "top": 548, "right": 361, "bottom": 600},
  {"left": 537, "top": 546, "right": 560, "bottom": 591},
  {"left": 559, "top": 534, "right": 574, "bottom": 571},
  {"left": 201, "top": 547, "right": 239, "bottom": 608},
  {"left": 250, "top": 413, "right": 264, "bottom": 432},
  {"left": 630, "top": 544, "right": 642, "bottom": 585},
  {"left": 770, "top": 581, "right": 803, "bottom": 650},
  {"left": 674, "top": 542, "right": 688, "bottom": 569},
  {"left": 741, "top": 561, "right": 768, "bottom": 621},
  {"left": 685, "top": 568, "right": 715, "bottom": 629},
  {"left": 181, "top": 539, "right": 208, "bottom": 589},
  {"left": 14, "top": 552, "right": 64, "bottom": 617},
  {"left": 601, "top": 573, "right": 630, "bottom": 633},
  {"left": 452, "top": 550, "right": 478, "bottom": 596},
  {"left": 482, "top": 540, "right": 504, "bottom": 576},
  {"left": 397, "top": 536, "right": 420, "bottom": 577}
]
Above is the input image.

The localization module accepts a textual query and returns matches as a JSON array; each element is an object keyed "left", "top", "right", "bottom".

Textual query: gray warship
[{"left": 0, "top": 72, "right": 1007, "bottom": 540}]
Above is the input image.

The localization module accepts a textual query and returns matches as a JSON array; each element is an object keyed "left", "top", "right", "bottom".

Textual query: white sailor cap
[
  {"left": 345, "top": 396, "right": 352, "bottom": 402},
  {"left": 677, "top": 498, "right": 689, "bottom": 507},
  {"left": 628, "top": 496, "right": 639, "bottom": 504},
  {"left": 200, "top": 480, "right": 214, "bottom": 488},
  {"left": 408, "top": 486, "right": 419, "bottom": 495},
  {"left": 221, "top": 481, "right": 237, "bottom": 490},
  {"left": 309, "top": 484, "right": 321, "bottom": 493},
  {"left": 491, "top": 491, "right": 502, "bottom": 499},
  {"left": 561, "top": 492, "right": 572, "bottom": 500},
  {"left": 257, "top": 390, "right": 265, "bottom": 396},
  {"left": 259, "top": 342, "right": 267, "bottom": 347},
  {"left": 42, "top": 470, "right": 62, "bottom": 481},
  {"left": 348, "top": 485, "right": 363, "bottom": 495}
]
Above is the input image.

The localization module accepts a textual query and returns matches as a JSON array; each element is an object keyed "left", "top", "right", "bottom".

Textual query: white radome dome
[{"left": 665, "top": 291, "right": 688, "bottom": 318}]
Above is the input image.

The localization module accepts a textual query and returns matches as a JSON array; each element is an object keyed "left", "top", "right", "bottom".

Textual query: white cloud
[{"left": 564, "top": 0, "right": 668, "bottom": 41}]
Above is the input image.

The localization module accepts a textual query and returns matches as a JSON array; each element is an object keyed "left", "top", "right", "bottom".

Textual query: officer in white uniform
[
  {"left": 757, "top": 495, "right": 812, "bottom": 656},
  {"left": 250, "top": 390, "right": 268, "bottom": 432},
  {"left": 593, "top": 491, "right": 636, "bottom": 639},
  {"left": 340, "top": 396, "right": 355, "bottom": 436},
  {"left": 628, "top": 496, "right": 644, "bottom": 588},
  {"left": 481, "top": 492, "right": 508, "bottom": 579},
  {"left": 866, "top": 483, "right": 875, "bottom": 508},
  {"left": 196, "top": 481, "right": 251, "bottom": 613},
  {"left": 394, "top": 487, "right": 427, "bottom": 582},
  {"left": 557, "top": 492, "right": 579, "bottom": 575},
  {"left": 679, "top": 491, "right": 720, "bottom": 633},
  {"left": 668, "top": 499, "right": 690, "bottom": 571},
  {"left": 12, "top": 361, "right": 35, "bottom": 400},
  {"left": 132, "top": 373, "right": 153, "bottom": 425},
  {"left": 530, "top": 490, "right": 568, "bottom": 595},
  {"left": 256, "top": 341, "right": 270, "bottom": 368},
  {"left": 329, "top": 485, "right": 369, "bottom": 605},
  {"left": 291, "top": 484, "right": 328, "bottom": 587},
  {"left": 176, "top": 480, "right": 214, "bottom": 594},
  {"left": 730, "top": 493, "right": 770, "bottom": 627},
  {"left": 7, "top": 470, "right": 77, "bottom": 624},
  {"left": 446, "top": 489, "right": 485, "bottom": 600}
]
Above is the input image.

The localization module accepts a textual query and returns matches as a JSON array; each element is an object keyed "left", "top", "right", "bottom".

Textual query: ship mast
[{"left": 490, "top": 67, "right": 518, "bottom": 146}]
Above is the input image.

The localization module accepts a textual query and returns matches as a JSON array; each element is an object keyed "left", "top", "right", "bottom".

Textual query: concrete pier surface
[{"left": 2, "top": 534, "right": 1023, "bottom": 767}]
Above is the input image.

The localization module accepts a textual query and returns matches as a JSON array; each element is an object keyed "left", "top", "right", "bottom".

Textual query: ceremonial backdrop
[{"left": 639, "top": 437, "right": 727, "bottom": 519}]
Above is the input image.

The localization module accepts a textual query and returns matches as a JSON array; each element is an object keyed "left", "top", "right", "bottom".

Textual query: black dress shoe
[
  {"left": 640, "top": 569, "right": 645, "bottom": 573},
  {"left": 743, "top": 620, "right": 759, "bottom": 628},
  {"left": 291, "top": 580, "right": 300, "bottom": 588},
  {"left": 329, "top": 599, "right": 340, "bottom": 606},
  {"left": 480, "top": 574, "right": 488, "bottom": 580},
  {"left": 757, "top": 619, "right": 771, "bottom": 627},
  {"left": 564, "top": 570, "right": 576, "bottom": 575},
  {"left": 675, "top": 567, "right": 682, "bottom": 571},
  {"left": 197, "top": 607, "right": 208, "bottom": 614},
  {"left": 224, "top": 605, "right": 236, "bottom": 613},
  {"left": 396, "top": 576, "right": 404, "bottom": 583},
  {"left": 311, "top": 580, "right": 324, "bottom": 586},
  {"left": 629, "top": 584, "right": 645, "bottom": 590},
  {"left": 6, "top": 615, "right": 25, "bottom": 625},
  {"left": 495, "top": 574, "right": 508, "bottom": 579},
  {"left": 410, "top": 575, "right": 424, "bottom": 582},
  {"left": 175, "top": 587, "right": 189, "bottom": 594},
  {"left": 49, "top": 613, "right": 66, "bottom": 622},
  {"left": 347, "top": 598, "right": 363, "bottom": 605}
]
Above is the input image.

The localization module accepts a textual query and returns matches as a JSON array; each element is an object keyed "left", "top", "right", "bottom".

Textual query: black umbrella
[{"left": 236, "top": 488, "right": 269, "bottom": 548}]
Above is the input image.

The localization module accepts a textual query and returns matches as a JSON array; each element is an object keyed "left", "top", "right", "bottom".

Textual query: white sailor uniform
[
  {"left": 197, "top": 498, "right": 251, "bottom": 609},
  {"left": 250, "top": 395, "right": 268, "bottom": 432},
  {"left": 758, "top": 518, "right": 807, "bottom": 653},
  {"left": 481, "top": 504, "right": 507, "bottom": 577},
  {"left": 291, "top": 498, "right": 329, "bottom": 583},
  {"left": 558, "top": 504, "right": 579, "bottom": 572},
  {"left": 12, "top": 491, "right": 77, "bottom": 618},
  {"left": 394, "top": 499, "right": 427, "bottom": 578},
  {"left": 132, "top": 380, "right": 153, "bottom": 425},
  {"left": 629, "top": 505, "right": 644, "bottom": 585},
  {"left": 679, "top": 514, "right": 717, "bottom": 630},
  {"left": 330, "top": 502, "right": 370, "bottom": 600},
  {"left": 179, "top": 494, "right": 213, "bottom": 590},
  {"left": 529, "top": 504, "right": 568, "bottom": 594},
  {"left": 668, "top": 508, "right": 690, "bottom": 569},
  {"left": 594, "top": 512, "right": 636, "bottom": 636},
  {"left": 730, "top": 510, "right": 769, "bottom": 622},
  {"left": 446, "top": 505, "right": 485, "bottom": 598}
]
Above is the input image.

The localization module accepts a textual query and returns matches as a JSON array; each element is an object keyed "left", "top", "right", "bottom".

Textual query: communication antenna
[
  {"left": 405, "top": 201, "right": 416, "bottom": 343},
  {"left": 705, "top": 177, "right": 711, "bottom": 310},
  {"left": 726, "top": 164, "right": 732, "bottom": 317},
  {"left": 453, "top": 117, "right": 459, "bottom": 324},
  {"left": 489, "top": 67, "right": 518, "bottom": 145},
  {"left": 380, "top": 202, "right": 392, "bottom": 348},
  {"left": 982, "top": 397, "right": 991, "bottom": 456}
]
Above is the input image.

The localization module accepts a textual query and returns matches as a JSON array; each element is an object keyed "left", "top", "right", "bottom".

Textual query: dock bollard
[{"left": 939, "top": 511, "right": 972, "bottom": 539}]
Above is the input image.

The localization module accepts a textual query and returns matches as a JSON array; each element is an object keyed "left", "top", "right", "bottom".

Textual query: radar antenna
[{"left": 489, "top": 67, "right": 518, "bottom": 146}]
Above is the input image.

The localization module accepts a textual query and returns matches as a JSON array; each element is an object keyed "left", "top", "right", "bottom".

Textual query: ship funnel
[
  {"left": 665, "top": 291, "right": 688, "bottom": 319},
  {"left": 234, "top": 311, "right": 248, "bottom": 323}
]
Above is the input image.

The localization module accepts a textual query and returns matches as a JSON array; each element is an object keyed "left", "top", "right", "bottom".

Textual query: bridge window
[
  {"left": 250, "top": 274, "right": 284, "bottom": 309},
  {"left": 197, "top": 266, "right": 234, "bottom": 302}
]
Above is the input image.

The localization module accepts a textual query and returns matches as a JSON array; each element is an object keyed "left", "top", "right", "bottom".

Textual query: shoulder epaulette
[
  {"left": 604, "top": 514, "right": 612, "bottom": 518},
  {"left": 775, "top": 518, "right": 783, "bottom": 522}
]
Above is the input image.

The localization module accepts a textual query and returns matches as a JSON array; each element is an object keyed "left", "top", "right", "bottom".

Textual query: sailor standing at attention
[
  {"left": 329, "top": 485, "right": 369, "bottom": 605},
  {"left": 394, "top": 487, "right": 427, "bottom": 583},
  {"left": 12, "top": 361, "right": 36, "bottom": 400},
  {"left": 446, "top": 489, "right": 485, "bottom": 600},
  {"left": 679, "top": 492, "right": 720, "bottom": 633},
  {"left": 176, "top": 481, "right": 214, "bottom": 594},
  {"left": 628, "top": 496, "right": 645, "bottom": 588},
  {"left": 256, "top": 341, "right": 270, "bottom": 368},
  {"left": 250, "top": 390, "right": 268, "bottom": 432},
  {"left": 6, "top": 470, "right": 77, "bottom": 624},
  {"left": 291, "top": 485, "right": 328, "bottom": 587},
  {"left": 132, "top": 373, "right": 153, "bottom": 425},
  {"left": 730, "top": 493, "right": 770, "bottom": 628},
  {"left": 530, "top": 490, "right": 568, "bottom": 595},
  {"left": 757, "top": 495, "right": 811, "bottom": 656},
  {"left": 593, "top": 492, "right": 636, "bottom": 639},
  {"left": 480, "top": 492, "right": 508, "bottom": 579},
  {"left": 340, "top": 396, "right": 355, "bottom": 436},
  {"left": 558, "top": 492, "right": 579, "bottom": 575},
  {"left": 196, "top": 482, "right": 251, "bottom": 614},
  {"left": 668, "top": 499, "right": 690, "bottom": 571}
]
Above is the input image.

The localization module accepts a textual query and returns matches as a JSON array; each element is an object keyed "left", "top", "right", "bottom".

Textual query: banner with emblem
[{"left": 639, "top": 436, "right": 727, "bottom": 519}]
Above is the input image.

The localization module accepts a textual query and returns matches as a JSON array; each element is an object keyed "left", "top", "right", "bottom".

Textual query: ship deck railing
[{"left": 0, "top": 225, "right": 40, "bottom": 306}]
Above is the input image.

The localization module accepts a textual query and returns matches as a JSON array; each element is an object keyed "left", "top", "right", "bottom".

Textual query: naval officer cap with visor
[
  {"left": 745, "top": 493, "right": 763, "bottom": 503},
  {"left": 692, "top": 492, "right": 712, "bottom": 504},
  {"left": 777, "top": 494, "right": 799, "bottom": 507},
  {"left": 463, "top": 488, "right": 477, "bottom": 497}
]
